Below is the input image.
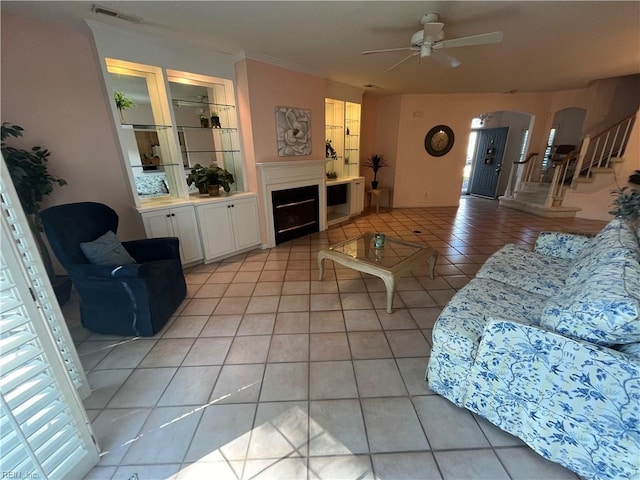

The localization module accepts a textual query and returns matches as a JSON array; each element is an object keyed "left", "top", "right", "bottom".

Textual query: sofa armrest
[
  {"left": 533, "top": 231, "right": 594, "bottom": 259},
  {"left": 465, "top": 319, "right": 640, "bottom": 479},
  {"left": 123, "top": 237, "right": 181, "bottom": 263}
]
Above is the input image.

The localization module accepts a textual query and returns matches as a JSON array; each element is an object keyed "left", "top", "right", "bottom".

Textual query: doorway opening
[{"left": 464, "top": 111, "right": 534, "bottom": 198}]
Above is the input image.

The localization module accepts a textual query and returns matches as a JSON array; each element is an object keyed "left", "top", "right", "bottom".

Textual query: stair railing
[
  {"left": 504, "top": 152, "right": 539, "bottom": 198},
  {"left": 545, "top": 150, "right": 578, "bottom": 207},
  {"left": 572, "top": 114, "right": 636, "bottom": 186}
]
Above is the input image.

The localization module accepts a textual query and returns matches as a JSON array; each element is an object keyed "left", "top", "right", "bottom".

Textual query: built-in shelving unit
[
  {"left": 105, "top": 59, "right": 246, "bottom": 206},
  {"left": 325, "top": 98, "right": 361, "bottom": 178}
]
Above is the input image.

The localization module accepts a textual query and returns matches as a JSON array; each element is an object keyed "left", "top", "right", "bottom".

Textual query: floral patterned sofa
[{"left": 426, "top": 219, "right": 640, "bottom": 480}]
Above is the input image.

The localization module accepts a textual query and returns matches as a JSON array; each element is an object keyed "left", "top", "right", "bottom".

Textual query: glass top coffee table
[{"left": 317, "top": 232, "right": 438, "bottom": 313}]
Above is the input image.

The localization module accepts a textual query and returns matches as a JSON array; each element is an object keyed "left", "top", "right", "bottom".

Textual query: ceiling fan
[{"left": 362, "top": 13, "right": 503, "bottom": 72}]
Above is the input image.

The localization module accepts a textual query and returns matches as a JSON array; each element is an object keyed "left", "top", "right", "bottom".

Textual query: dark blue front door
[{"left": 469, "top": 127, "right": 509, "bottom": 198}]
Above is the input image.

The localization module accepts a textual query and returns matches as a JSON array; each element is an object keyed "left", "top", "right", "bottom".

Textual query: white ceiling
[{"left": 3, "top": 1, "right": 639, "bottom": 95}]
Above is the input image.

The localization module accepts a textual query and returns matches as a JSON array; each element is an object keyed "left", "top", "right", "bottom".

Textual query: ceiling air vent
[{"left": 91, "top": 4, "right": 142, "bottom": 24}]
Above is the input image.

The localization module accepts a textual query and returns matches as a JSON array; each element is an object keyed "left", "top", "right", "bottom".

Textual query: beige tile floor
[{"left": 71, "top": 197, "right": 607, "bottom": 480}]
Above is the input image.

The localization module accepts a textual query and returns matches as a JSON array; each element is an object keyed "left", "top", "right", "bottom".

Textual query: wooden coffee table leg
[
  {"left": 379, "top": 273, "right": 396, "bottom": 314},
  {"left": 428, "top": 252, "right": 438, "bottom": 279},
  {"left": 318, "top": 253, "right": 326, "bottom": 281}
]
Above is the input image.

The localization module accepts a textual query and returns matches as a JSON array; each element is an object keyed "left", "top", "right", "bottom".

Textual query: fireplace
[
  {"left": 257, "top": 160, "right": 328, "bottom": 248},
  {"left": 272, "top": 185, "right": 319, "bottom": 244}
]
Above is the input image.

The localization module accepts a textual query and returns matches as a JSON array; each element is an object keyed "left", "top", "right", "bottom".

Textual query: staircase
[{"left": 500, "top": 114, "right": 636, "bottom": 217}]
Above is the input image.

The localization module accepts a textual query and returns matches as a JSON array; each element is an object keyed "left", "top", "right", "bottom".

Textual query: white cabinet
[
  {"left": 196, "top": 195, "right": 260, "bottom": 262},
  {"left": 350, "top": 177, "right": 365, "bottom": 215},
  {"left": 141, "top": 205, "right": 203, "bottom": 265}
]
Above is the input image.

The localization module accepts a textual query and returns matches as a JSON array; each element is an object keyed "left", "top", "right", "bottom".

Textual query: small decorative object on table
[
  {"left": 374, "top": 233, "right": 386, "bottom": 248},
  {"left": 365, "top": 153, "right": 388, "bottom": 189},
  {"left": 326, "top": 171, "right": 337, "bottom": 180}
]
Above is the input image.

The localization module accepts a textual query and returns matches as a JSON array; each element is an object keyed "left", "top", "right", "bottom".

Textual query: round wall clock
[{"left": 424, "top": 125, "right": 455, "bottom": 157}]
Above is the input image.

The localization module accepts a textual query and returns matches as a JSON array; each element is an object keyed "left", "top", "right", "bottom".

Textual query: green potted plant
[
  {"left": 113, "top": 91, "right": 134, "bottom": 122},
  {"left": 609, "top": 187, "right": 640, "bottom": 228},
  {"left": 364, "top": 153, "right": 388, "bottom": 189},
  {"left": 186, "top": 163, "right": 235, "bottom": 196},
  {"left": 210, "top": 112, "right": 221, "bottom": 128},
  {"left": 186, "top": 163, "right": 210, "bottom": 194},
  {"left": 1, "top": 122, "right": 71, "bottom": 304},
  {"left": 206, "top": 164, "right": 235, "bottom": 196},
  {"left": 199, "top": 114, "right": 210, "bottom": 128}
]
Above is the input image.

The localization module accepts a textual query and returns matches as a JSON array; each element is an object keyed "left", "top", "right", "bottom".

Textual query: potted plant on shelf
[
  {"left": 364, "top": 153, "right": 388, "bottom": 189},
  {"left": 206, "top": 164, "right": 235, "bottom": 196},
  {"left": 186, "top": 163, "right": 210, "bottom": 195},
  {"left": 210, "top": 112, "right": 222, "bottom": 128},
  {"left": 188, "top": 163, "right": 235, "bottom": 196},
  {"left": 113, "top": 91, "right": 134, "bottom": 122},
  {"left": 199, "top": 114, "right": 210, "bottom": 128},
  {"left": 1, "top": 122, "right": 71, "bottom": 304}
]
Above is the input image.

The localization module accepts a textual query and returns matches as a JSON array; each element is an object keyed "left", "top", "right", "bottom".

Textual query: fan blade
[
  {"left": 434, "top": 31, "right": 503, "bottom": 49},
  {"left": 362, "top": 47, "right": 416, "bottom": 55},
  {"left": 385, "top": 51, "right": 419, "bottom": 72},
  {"left": 422, "top": 22, "right": 444, "bottom": 43},
  {"left": 432, "top": 51, "right": 462, "bottom": 68}
]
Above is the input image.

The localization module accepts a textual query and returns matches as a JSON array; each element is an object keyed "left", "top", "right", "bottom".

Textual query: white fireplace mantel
[{"left": 257, "top": 160, "right": 328, "bottom": 247}]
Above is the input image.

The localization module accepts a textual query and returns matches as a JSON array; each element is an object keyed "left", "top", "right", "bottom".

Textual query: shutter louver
[
  {"left": 1, "top": 231, "right": 98, "bottom": 479},
  {"left": 1, "top": 158, "right": 99, "bottom": 478},
  {"left": 0, "top": 168, "right": 89, "bottom": 399}
]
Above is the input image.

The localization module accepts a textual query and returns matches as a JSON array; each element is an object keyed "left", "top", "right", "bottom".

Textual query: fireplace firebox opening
[{"left": 271, "top": 185, "right": 319, "bottom": 244}]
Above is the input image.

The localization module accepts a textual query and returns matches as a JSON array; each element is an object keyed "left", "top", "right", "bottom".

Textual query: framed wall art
[{"left": 276, "top": 107, "right": 311, "bottom": 156}]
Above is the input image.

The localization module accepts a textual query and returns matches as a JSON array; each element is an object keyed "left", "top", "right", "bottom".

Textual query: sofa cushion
[
  {"left": 541, "top": 252, "right": 640, "bottom": 346},
  {"left": 533, "top": 231, "right": 594, "bottom": 259},
  {"left": 80, "top": 231, "right": 136, "bottom": 266},
  {"left": 428, "top": 278, "right": 546, "bottom": 405},
  {"left": 566, "top": 219, "right": 640, "bottom": 285},
  {"left": 476, "top": 244, "right": 571, "bottom": 297},
  {"left": 617, "top": 342, "right": 640, "bottom": 359}
]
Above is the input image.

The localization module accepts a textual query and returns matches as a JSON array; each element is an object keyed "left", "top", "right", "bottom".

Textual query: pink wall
[
  {"left": 239, "top": 59, "right": 326, "bottom": 166},
  {"left": 1, "top": 14, "right": 145, "bottom": 241}
]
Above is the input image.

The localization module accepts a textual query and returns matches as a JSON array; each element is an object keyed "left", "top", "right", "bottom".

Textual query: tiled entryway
[{"left": 71, "top": 197, "right": 606, "bottom": 479}]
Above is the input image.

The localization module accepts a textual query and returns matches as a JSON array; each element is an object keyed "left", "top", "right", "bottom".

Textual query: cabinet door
[
  {"left": 170, "top": 206, "right": 203, "bottom": 264},
  {"left": 196, "top": 202, "right": 235, "bottom": 261},
  {"left": 230, "top": 197, "right": 261, "bottom": 250},
  {"left": 142, "top": 209, "right": 174, "bottom": 238},
  {"left": 350, "top": 177, "right": 365, "bottom": 215}
]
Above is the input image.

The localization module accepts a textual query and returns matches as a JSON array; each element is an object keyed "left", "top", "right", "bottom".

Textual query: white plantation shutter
[
  {"left": 0, "top": 158, "right": 89, "bottom": 399},
  {"left": 1, "top": 157, "right": 99, "bottom": 478},
  {"left": 1, "top": 218, "right": 99, "bottom": 479}
]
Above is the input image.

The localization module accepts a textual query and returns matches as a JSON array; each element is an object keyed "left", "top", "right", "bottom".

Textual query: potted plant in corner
[
  {"left": 206, "top": 164, "right": 235, "bottom": 196},
  {"left": 1, "top": 122, "right": 71, "bottom": 304},
  {"left": 113, "top": 91, "right": 134, "bottom": 122},
  {"left": 365, "top": 153, "right": 388, "bottom": 189},
  {"left": 609, "top": 186, "right": 640, "bottom": 229}
]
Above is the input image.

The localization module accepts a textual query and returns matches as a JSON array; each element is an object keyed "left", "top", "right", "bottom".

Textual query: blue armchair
[{"left": 41, "top": 202, "right": 186, "bottom": 336}]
